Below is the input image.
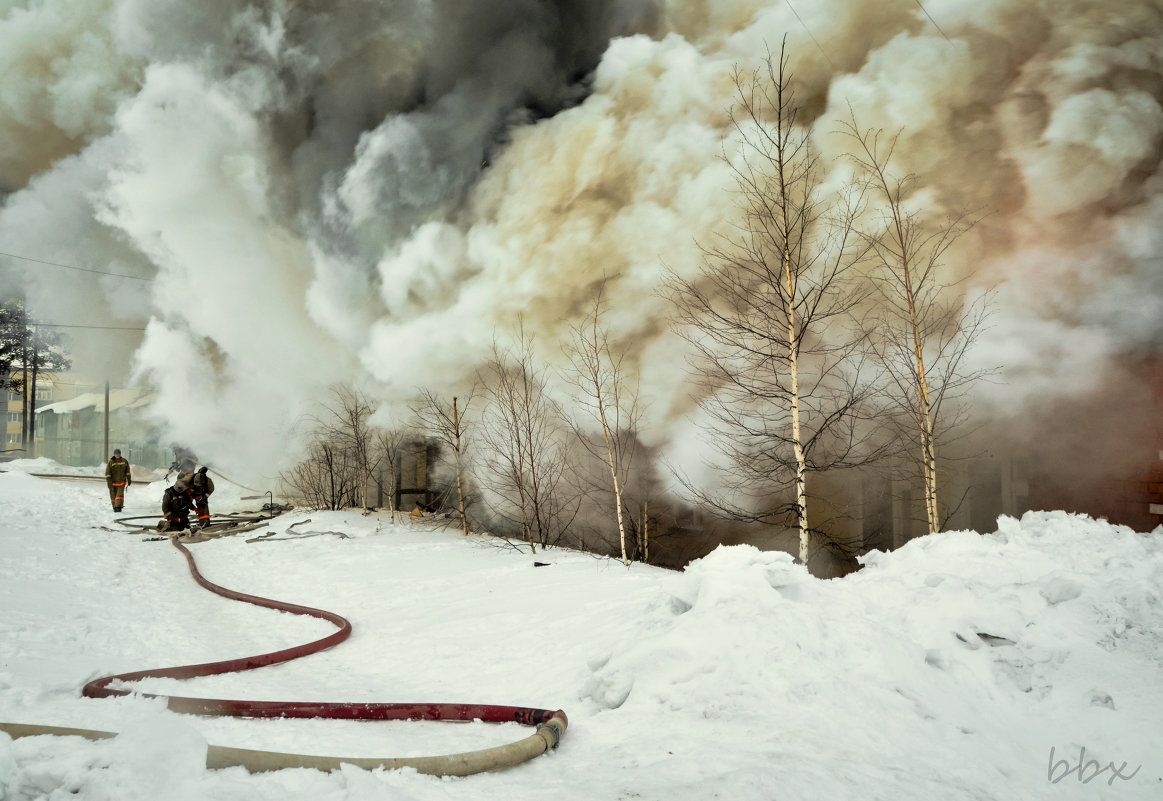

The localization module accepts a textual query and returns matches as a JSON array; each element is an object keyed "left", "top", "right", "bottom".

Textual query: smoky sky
[
  {"left": 268, "top": 0, "right": 664, "bottom": 247},
  {"left": 0, "top": 0, "right": 1160, "bottom": 483}
]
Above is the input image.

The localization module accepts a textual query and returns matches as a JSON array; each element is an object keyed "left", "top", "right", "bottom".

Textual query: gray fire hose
[{"left": 0, "top": 718, "right": 566, "bottom": 776}]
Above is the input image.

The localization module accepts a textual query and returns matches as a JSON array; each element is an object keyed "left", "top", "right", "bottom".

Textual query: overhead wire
[
  {"left": 782, "top": 0, "right": 835, "bottom": 69},
  {"left": 914, "top": 0, "right": 951, "bottom": 40},
  {"left": 0, "top": 249, "right": 152, "bottom": 281},
  {"left": 33, "top": 323, "right": 147, "bottom": 331},
  {"left": 782, "top": 0, "right": 952, "bottom": 76}
]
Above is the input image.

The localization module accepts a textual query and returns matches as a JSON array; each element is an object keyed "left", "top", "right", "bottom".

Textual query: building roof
[{"left": 37, "top": 388, "right": 154, "bottom": 414}]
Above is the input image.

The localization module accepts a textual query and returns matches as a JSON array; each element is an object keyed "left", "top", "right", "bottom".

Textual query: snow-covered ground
[{"left": 1, "top": 459, "right": 1161, "bottom": 801}]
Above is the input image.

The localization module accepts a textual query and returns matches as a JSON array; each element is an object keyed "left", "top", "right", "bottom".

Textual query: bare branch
[{"left": 412, "top": 387, "right": 476, "bottom": 535}]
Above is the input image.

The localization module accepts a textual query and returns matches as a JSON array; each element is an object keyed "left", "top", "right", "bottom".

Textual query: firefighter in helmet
[
  {"left": 190, "top": 466, "right": 215, "bottom": 528},
  {"left": 159, "top": 475, "right": 194, "bottom": 532},
  {"left": 104, "top": 448, "right": 131, "bottom": 512}
]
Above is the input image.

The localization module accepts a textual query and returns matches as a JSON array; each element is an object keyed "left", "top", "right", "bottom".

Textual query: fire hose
[{"left": 1, "top": 536, "right": 568, "bottom": 776}]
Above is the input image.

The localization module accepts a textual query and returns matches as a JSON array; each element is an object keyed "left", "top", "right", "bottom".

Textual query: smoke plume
[{"left": 1, "top": 0, "right": 1159, "bottom": 484}]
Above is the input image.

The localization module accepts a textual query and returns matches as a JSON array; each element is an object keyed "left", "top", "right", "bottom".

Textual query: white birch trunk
[
  {"left": 591, "top": 320, "right": 629, "bottom": 565},
  {"left": 780, "top": 158, "right": 809, "bottom": 566}
]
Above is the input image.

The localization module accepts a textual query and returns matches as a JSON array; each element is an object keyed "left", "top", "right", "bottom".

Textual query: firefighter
[
  {"left": 159, "top": 475, "right": 194, "bottom": 532},
  {"left": 190, "top": 465, "right": 215, "bottom": 529},
  {"left": 104, "top": 448, "right": 132, "bottom": 512}
]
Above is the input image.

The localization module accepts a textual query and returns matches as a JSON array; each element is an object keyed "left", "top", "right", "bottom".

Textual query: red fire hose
[{"left": 2, "top": 536, "right": 568, "bottom": 776}]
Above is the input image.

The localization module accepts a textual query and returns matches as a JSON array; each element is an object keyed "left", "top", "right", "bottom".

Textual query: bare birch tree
[
  {"left": 413, "top": 389, "right": 474, "bottom": 536},
  {"left": 281, "top": 439, "right": 361, "bottom": 509},
  {"left": 373, "top": 425, "right": 408, "bottom": 523},
  {"left": 839, "top": 119, "right": 994, "bottom": 534},
  {"left": 665, "top": 44, "right": 880, "bottom": 565},
  {"left": 479, "top": 326, "right": 577, "bottom": 551},
  {"left": 279, "top": 384, "right": 378, "bottom": 510},
  {"left": 563, "top": 286, "right": 643, "bottom": 565},
  {"left": 322, "top": 386, "right": 379, "bottom": 510}
]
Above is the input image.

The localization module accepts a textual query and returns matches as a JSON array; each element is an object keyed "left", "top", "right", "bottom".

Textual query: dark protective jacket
[
  {"left": 191, "top": 469, "right": 215, "bottom": 497},
  {"left": 105, "top": 456, "right": 132, "bottom": 487},
  {"left": 162, "top": 481, "right": 192, "bottom": 517}
]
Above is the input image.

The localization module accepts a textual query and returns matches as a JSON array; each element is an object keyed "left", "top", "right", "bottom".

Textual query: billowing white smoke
[{"left": 0, "top": 0, "right": 1159, "bottom": 483}]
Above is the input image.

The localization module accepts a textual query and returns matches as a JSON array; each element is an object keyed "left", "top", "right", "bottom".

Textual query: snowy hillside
[{"left": 1, "top": 461, "right": 1161, "bottom": 800}]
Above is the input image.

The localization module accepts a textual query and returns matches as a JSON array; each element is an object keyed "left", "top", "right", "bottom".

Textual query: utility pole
[
  {"left": 20, "top": 334, "right": 28, "bottom": 452},
  {"left": 104, "top": 380, "right": 110, "bottom": 461},
  {"left": 28, "top": 324, "right": 38, "bottom": 458}
]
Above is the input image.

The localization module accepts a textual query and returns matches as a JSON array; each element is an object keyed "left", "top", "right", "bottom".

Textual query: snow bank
[{"left": 579, "top": 512, "right": 1163, "bottom": 797}]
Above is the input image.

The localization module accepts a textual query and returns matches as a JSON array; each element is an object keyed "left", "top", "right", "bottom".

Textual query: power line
[
  {"left": 914, "top": 0, "right": 951, "bottom": 40},
  {"left": 0, "top": 250, "right": 152, "bottom": 281},
  {"left": 34, "top": 323, "right": 147, "bottom": 331},
  {"left": 783, "top": 0, "right": 835, "bottom": 69},
  {"left": 781, "top": 0, "right": 951, "bottom": 74},
  {"left": 34, "top": 378, "right": 139, "bottom": 390}
]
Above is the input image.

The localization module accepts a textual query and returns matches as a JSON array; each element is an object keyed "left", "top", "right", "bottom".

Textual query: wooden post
[
  {"left": 103, "top": 381, "right": 110, "bottom": 461},
  {"left": 28, "top": 324, "right": 38, "bottom": 458},
  {"left": 20, "top": 338, "right": 28, "bottom": 451}
]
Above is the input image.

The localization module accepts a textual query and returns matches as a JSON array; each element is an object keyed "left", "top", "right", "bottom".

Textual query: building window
[
  {"left": 5, "top": 433, "right": 20, "bottom": 446},
  {"left": 6, "top": 412, "right": 20, "bottom": 423},
  {"left": 35, "top": 385, "right": 52, "bottom": 402}
]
